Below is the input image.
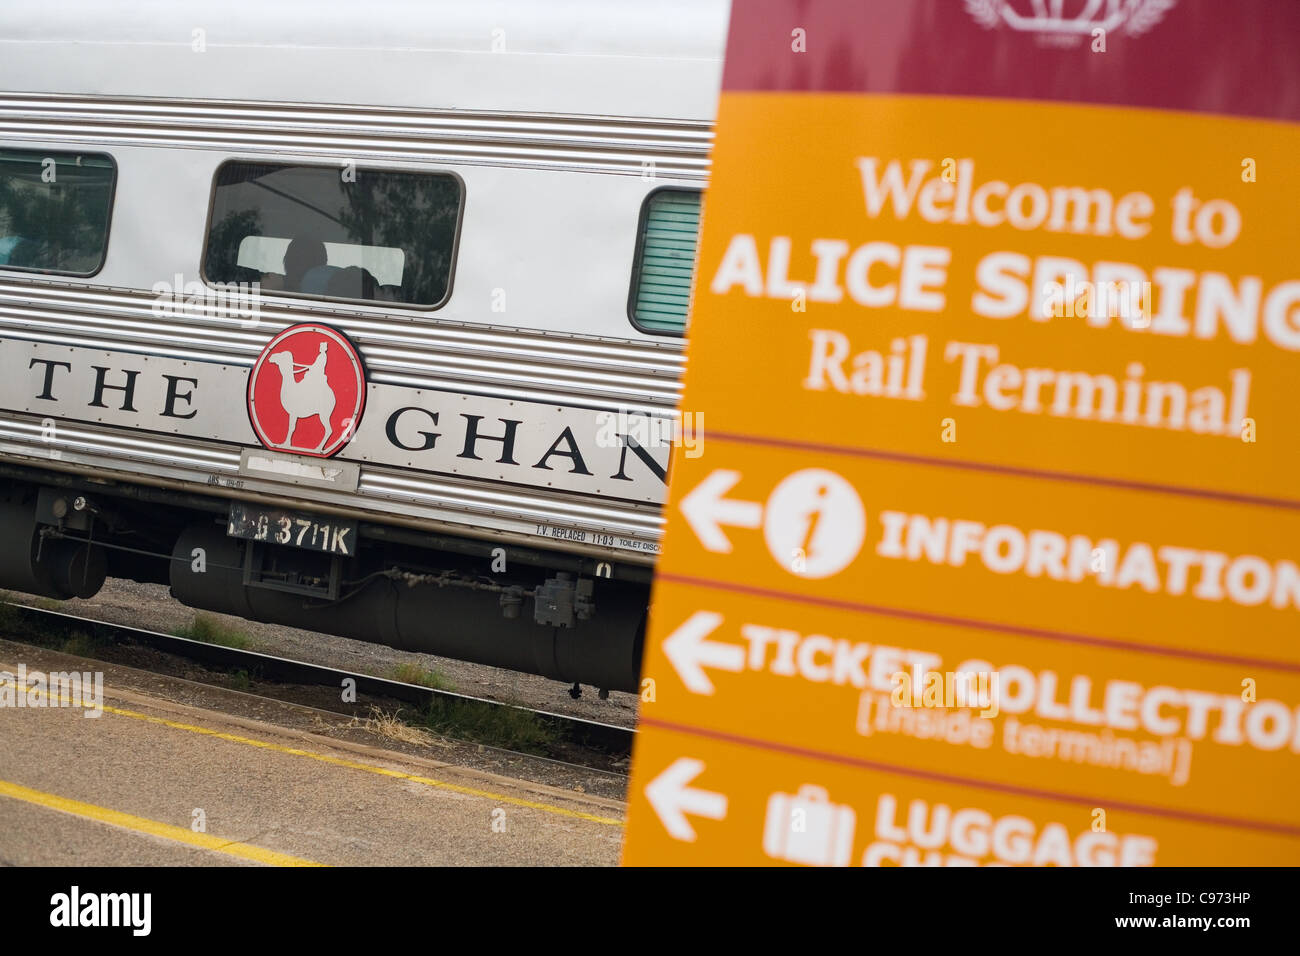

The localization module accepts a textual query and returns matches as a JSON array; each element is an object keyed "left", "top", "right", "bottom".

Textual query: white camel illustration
[{"left": 266, "top": 342, "right": 337, "bottom": 453}]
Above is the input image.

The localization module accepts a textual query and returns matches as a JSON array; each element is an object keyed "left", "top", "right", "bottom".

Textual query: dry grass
[{"left": 350, "top": 706, "right": 438, "bottom": 747}]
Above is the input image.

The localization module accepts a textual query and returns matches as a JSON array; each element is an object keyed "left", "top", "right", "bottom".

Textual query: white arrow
[
  {"left": 645, "top": 757, "right": 728, "bottom": 842},
  {"left": 662, "top": 610, "right": 744, "bottom": 695},
  {"left": 679, "top": 469, "right": 762, "bottom": 553}
]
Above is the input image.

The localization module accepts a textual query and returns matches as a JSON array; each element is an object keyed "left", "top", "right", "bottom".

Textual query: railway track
[{"left": 0, "top": 598, "right": 635, "bottom": 765}]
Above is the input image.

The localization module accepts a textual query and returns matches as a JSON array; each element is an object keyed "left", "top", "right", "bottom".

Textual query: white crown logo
[{"left": 964, "top": 0, "right": 1176, "bottom": 46}]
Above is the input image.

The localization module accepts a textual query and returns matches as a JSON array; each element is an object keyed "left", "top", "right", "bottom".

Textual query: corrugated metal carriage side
[{"left": 0, "top": 0, "right": 726, "bottom": 693}]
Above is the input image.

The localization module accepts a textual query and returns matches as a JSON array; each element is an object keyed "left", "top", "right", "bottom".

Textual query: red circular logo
[{"left": 247, "top": 324, "right": 367, "bottom": 459}]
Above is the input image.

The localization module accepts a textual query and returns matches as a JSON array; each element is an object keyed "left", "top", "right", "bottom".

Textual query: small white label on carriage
[{"left": 239, "top": 448, "right": 360, "bottom": 491}]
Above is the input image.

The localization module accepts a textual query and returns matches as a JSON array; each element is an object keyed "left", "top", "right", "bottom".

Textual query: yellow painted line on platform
[
  {"left": 0, "top": 778, "right": 324, "bottom": 866},
  {"left": 1, "top": 674, "right": 624, "bottom": 827},
  {"left": 104, "top": 703, "right": 627, "bottom": 826}
]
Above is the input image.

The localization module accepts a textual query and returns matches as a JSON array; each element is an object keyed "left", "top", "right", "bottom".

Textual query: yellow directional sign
[{"left": 623, "top": 0, "right": 1300, "bottom": 866}]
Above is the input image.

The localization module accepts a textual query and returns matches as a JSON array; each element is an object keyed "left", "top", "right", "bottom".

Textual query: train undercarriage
[{"left": 0, "top": 466, "right": 649, "bottom": 694}]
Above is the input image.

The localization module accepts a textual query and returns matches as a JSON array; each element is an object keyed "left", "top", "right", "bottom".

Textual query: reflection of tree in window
[
  {"left": 204, "top": 162, "right": 461, "bottom": 306},
  {"left": 0, "top": 154, "right": 112, "bottom": 274},
  {"left": 204, "top": 209, "right": 263, "bottom": 284},
  {"left": 337, "top": 171, "right": 459, "bottom": 305}
]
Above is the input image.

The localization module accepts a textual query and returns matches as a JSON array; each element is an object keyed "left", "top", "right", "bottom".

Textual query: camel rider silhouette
[{"left": 292, "top": 342, "right": 330, "bottom": 383}]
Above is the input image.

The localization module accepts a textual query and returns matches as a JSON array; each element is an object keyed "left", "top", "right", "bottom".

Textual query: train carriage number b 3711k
[{"left": 226, "top": 502, "right": 356, "bottom": 556}]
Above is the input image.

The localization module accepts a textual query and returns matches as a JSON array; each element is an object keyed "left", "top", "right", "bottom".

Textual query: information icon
[{"left": 763, "top": 468, "right": 866, "bottom": 578}]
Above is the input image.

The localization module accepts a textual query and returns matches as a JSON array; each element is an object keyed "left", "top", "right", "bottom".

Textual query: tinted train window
[
  {"left": 629, "top": 188, "right": 703, "bottom": 336},
  {"left": 0, "top": 149, "right": 115, "bottom": 276},
  {"left": 203, "top": 162, "right": 463, "bottom": 308}
]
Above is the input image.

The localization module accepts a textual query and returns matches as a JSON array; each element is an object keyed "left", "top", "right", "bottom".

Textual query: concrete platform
[{"left": 0, "top": 646, "right": 625, "bottom": 866}]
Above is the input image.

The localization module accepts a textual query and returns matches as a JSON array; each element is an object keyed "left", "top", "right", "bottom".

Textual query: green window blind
[{"left": 631, "top": 189, "right": 702, "bottom": 335}]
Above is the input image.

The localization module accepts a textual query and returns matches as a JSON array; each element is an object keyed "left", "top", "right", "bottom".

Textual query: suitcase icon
[{"left": 763, "top": 785, "right": 856, "bottom": 866}]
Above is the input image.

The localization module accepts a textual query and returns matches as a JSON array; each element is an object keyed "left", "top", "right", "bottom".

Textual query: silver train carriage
[{"left": 0, "top": 0, "right": 727, "bottom": 693}]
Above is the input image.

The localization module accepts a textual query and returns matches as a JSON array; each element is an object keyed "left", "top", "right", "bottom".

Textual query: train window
[
  {"left": 628, "top": 188, "right": 703, "bottom": 336},
  {"left": 0, "top": 149, "right": 116, "bottom": 277},
  {"left": 202, "top": 161, "right": 463, "bottom": 309}
]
